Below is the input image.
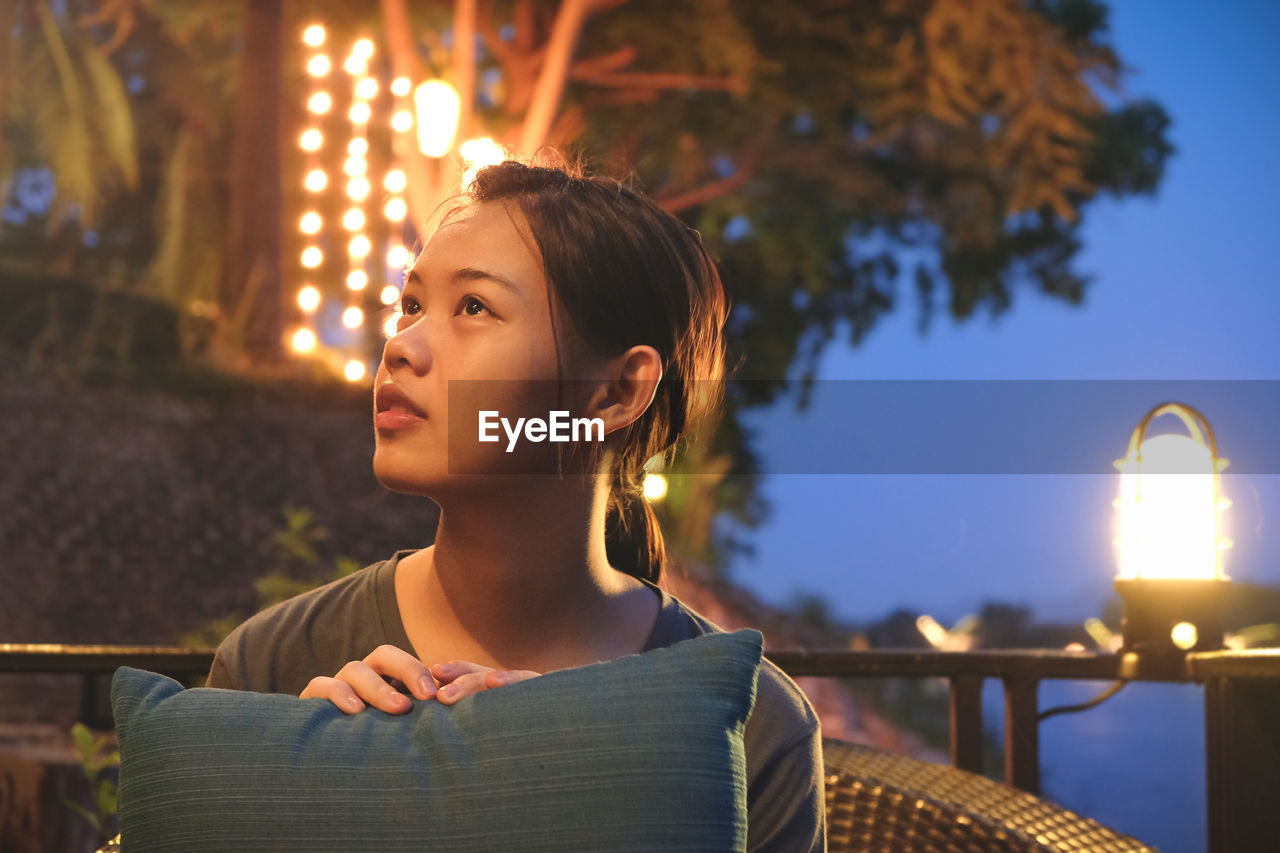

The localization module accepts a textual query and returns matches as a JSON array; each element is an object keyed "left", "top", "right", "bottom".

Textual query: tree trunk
[{"left": 223, "top": 0, "right": 284, "bottom": 367}]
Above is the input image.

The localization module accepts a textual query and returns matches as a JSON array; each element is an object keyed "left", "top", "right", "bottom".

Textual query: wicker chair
[
  {"left": 96, "top": 738, "right": 1154, "bottom": 852},
  {"left": 822, "top": 737, "right": 1155, "bottom": 852}
]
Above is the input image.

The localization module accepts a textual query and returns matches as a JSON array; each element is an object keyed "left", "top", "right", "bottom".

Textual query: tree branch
[
  {"left": 518, "top": 0, "right": 593, "bottom": 154},
  {"left": 655, "top": 118, "right": 780, "bottom": 213},
  {"left": 572, "top": 70, "right": 745, "bottom": 94}
]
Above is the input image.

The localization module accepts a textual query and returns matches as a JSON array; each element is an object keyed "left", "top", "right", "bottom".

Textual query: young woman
[{"left": 207, "top": 160, "right": 825, "bottom": 851}]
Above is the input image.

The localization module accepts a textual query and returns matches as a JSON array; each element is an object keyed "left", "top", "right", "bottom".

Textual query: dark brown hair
[{"left": 467, "top": 159, "right": 728, "bottom": 584}]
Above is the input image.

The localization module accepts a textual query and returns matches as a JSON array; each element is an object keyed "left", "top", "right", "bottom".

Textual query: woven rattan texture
[{"left": 822, "top": 739, "right": 1156, "bottom": 853}]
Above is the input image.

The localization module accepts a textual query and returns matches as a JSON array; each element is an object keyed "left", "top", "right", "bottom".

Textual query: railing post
[
  {"left": 949, "top": 675, "right": 984, "bottom": 774},
  {"left": 1002, "top": 675, "right": 1040, "bottom": 794},
  {"left": 1205, "top": 675, "right": 1280, "bottom": 853}
]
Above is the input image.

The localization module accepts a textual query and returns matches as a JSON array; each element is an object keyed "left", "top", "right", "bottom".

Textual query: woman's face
[{"left": 372, "top": 201, "right": 593, "bottom": 495}]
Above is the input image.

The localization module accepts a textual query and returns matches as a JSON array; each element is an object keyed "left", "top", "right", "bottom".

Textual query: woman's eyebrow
[{"left": 402, "top": 267, "right": 521, "bottom": 297}]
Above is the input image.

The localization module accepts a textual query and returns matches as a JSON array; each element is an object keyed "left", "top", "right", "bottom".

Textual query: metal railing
[{"left": 2, "top": 643, "right": 1277, "bottom": 852}]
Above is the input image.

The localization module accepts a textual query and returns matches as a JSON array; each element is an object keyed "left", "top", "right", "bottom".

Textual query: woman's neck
[{"left": 399, "top": 473, "right": 654, "bottom": 670}]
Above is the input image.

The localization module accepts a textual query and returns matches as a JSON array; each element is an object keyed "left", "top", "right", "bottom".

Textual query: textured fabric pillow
[{"left": 111, "top": 629, "right": 762, "bottom": 852}]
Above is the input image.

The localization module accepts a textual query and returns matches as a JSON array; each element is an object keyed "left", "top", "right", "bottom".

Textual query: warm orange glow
[
  {"left": 291, "top": 327, "right": 318, "bottom": 353},
  {"left": 383, "top": 198, "right": 407, "bottom": 221},
  {"left": 342, "top": 306, "right": 364, "bottom": 328},
  {"left": 391, "top": 77, "right": 412, "bottom": 97},
  {"left": 297, "top": 286, "right": 321, "bottom": 313},
  {"left": 355, "top": 78, "right": 378, "bottom": 100},
  {"left": 414, "top": 80, "right": 460, "bottom": 157},
  {"left": 347, "top": 138, "right": 369, "bottom": 157},
  {"left": 304, "top": 169, "right": 328, "bottom": 192},
  {"left": 383, "top": 170, "right": 407, "bottom": 193},
  {"left": 386, "top": 245, "right": 410, "bottom": 268},
  {"left": 299, "top": 212, "right": 322, "bottom": 234},
  {"left": 460, "top": 137, "right": 507, "bottom": 188},
  {"left": 383, "top": 313, "right": 400, "bottom": 338},
  {"left": 302, "top": 25, "right": 326, "bottom": 47},
  {"left": 306, "top": 55, "right": 331, "bottom": 77},
  {"left": 307, "top": 92, "right": 332, "bottom": 114},
  {"left": 299, "top": 129, "right": 323, "bottom": 151},
  {"left": 345, "top": 177, "right": 371, "bottom": 201},
  {"left": 344, "top": 359, "right": 367, "bottom": 382},
  {"left": 342, "top": 208, "right": 366, "bottom": 231},
  {"left": 301, "top": 247, "right": 323, "bottom": 268},
  {"left": 349, "top": 103, "right": 371, "bottom": 124},
  {"left": 380, "top": 285, "right": 401, "bottom": 306},
  {"left": 352, "top": 39, "right": 375, "bottom": 60},
  {"left": 347, "top": 270, "right": 369, "bottom": 291},
  {"left": 391, "top": 110, "right": 414, "bottom": 133},
  {"left": 348, "top": 235, "right": 372, "bottom": 258}
]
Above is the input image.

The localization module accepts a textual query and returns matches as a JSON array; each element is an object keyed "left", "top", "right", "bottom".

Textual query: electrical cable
[{"left": 1036, "top": 678, "right": 1129, "bottom": 722}]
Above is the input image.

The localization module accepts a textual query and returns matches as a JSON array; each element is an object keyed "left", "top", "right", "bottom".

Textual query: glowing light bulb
[
  {"left": 343, "top": 156, "right": 368, "bottom": 176},
  {"left": 391, "top": 110, "right": 413, "bottom": 132},
  {"left": 348, "top": 102, "right": 371, "bottom": 124},
  {"left": 353, "top": 38, "right": 374, "bottom": 60},
  {"left": 291, "top": 327, "right": 317, "bottom": 353},
  {"left": 460, "top": 136, "right": 507, "bottom": 188},
  {"left": 347, "top": 137, "right": 368, "bottom": 156},
  {"left": 299, "top": 212, "right": 322, "bottom": 234},
  {"left": 297, "top": 286, "right": 321, "bottom": 312},
  {"left": 347, "top": 270, "right": 369, "bottom": 291},
  {"left": 342, "top": 208, "right": 366, "bottom": 231},
  {"left": 302, "top": 25, "right": 326, "bottom": 47},
  {"left": 355, "top": 77, "right": 378, "bottom": 100},
  {"left": 349, "top": 235, "right": 372, "bottom": 258},
  {"left": 345, "top": 359, "right": 367, "bottom": 382},
  {"left": 299, "top": 128, "right": 323, "bottom": 151},
  {"left": 386, "top": 245, "right": 410, "bottom": 268},
  {"left": 391, "top": 77, "right": 412, "bottom": 97},
  {"left": 343, "top": 54, "right": 366, "bottom": 75},
  {"left": 346, "top": 176, "right": 371, "bottom": 201},
  {"left": 301, "top": 247, "right": 323, "bottom": 268},
  {"left": 383, "top": 313, "right": 400, "bottom": 337},
  {"left": 414, "top": 80, "right": 461, "bottom": 157},
  {"left": 342, "top": 306, "right": 364, "bottom": 328},
  {"left": 383, "top": 170, "right": 407, "bottom": 193},
  {"left": 306, "top": 55, "right": 331, "bottom": 77},
  {"left": 383, "top": 198, "right": 407, "bottom": 221},
  {"left": 304, "top": 169, "right": 328, "bottom": 192},
  {"left": 307, "top": 92, "right": 332, "bottom": 114},
  {"left": 643, "top": 473, "right": 668, "bottom": 502},
  {"left": 381, "top": 285, "right": 401, "bottom": 306}
]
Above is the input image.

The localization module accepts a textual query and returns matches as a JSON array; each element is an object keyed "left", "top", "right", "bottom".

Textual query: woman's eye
[
  {"left": 460, "top": 296, "right": 489, "bottom": 317},
  {"left": 400, "top": 295, "right": 422, "bottom": 316}
]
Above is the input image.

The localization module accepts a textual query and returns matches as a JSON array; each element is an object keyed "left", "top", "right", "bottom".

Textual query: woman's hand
[{"left": 300, "top": 644, "right": 541, "bottom": 714}]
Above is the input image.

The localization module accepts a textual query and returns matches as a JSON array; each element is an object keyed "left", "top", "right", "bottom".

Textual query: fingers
[
  {"left": 301, "top": 675, "right": 367, "bottom": 715},
  {"left": 364, "top": 644, "right": 438, "bottom": 701},
  {"left": 434, "top": 667, "right": 543, "bottom": 705}
]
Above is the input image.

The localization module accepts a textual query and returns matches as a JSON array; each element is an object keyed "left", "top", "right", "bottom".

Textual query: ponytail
[{"left": 604, "top": 474, "right": 667, "bottom": 585}]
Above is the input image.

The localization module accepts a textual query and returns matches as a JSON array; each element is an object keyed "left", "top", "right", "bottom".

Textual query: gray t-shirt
[{"left": 208, "top": 551, "right": 826, "bottom": 852}]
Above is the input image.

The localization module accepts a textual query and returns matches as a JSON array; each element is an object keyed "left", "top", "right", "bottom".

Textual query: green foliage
[
  {"left": 178, "top": 505, "right": 360, "bottom": 647},
  {"left": 64, "top": 722, "right": 120, "bottom": 842}
]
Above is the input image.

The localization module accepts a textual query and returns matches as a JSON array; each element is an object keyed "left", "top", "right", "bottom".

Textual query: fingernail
[
  {"left": 418, "top": 676, "right": 437, "bottom": 698},
  {"left": 347, "top": 695, "right": 363, "bottom": 711},
  {"left": 439, "top": 684, "right": 456, "bottom": 699}
]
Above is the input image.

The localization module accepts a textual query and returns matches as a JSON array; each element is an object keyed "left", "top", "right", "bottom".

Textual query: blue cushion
[{"left": 111, "top": 629, "right": 762, "bottom": 852}]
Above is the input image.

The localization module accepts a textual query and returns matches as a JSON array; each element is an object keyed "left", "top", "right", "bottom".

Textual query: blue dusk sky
[{"left": 731, "top": 0, "right": 1280, "bottom": 626}]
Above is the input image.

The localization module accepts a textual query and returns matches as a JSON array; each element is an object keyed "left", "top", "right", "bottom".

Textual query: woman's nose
[{"left": 381, "top": 321, "right": 432, "bottom": 375}]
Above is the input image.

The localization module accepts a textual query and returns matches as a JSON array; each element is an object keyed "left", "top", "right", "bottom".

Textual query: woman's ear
[{"left": 586, "top": 345, "right": 662, "bottom": 435}]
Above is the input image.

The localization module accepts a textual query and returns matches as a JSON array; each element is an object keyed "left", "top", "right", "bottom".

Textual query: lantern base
[{"left": 1115, "top": 578, "right": 1228, "bottom": 653}]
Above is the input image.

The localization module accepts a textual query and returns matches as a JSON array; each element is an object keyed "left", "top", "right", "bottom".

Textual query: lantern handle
[{"left": 1125, "top": 401, "right": 1220, "bottom": 464}]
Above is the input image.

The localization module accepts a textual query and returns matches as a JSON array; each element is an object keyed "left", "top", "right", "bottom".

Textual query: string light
[
  {"left": 297, "top": 285, "right": 321, "bottom": 312},
  {"left": 304, "top": 169, "right": 328, "bottom": 192},
  {"left": 355, "top": 78, "right": 378, "bottom": 100},
  {"left": 383, "top": 198, "right": 407, "bottom": 221},
  {"left": 349, "top": 235, "right": 372, "bottom": 258},
  {"left": 383, "top": 313, "right": 400, "bottom": 337},
  {"left": 347, "top": 138, "right": 369, "bottom": 156},
  {"left": 386, "top": 245, "right": 410, "bottom": 269},
  {"left": 307, "top": 92, "right": 332, "bottom": 114},
  {"left": 347, "top": 270, "right": 369, "bottom": 291},
  {"left": 391, "top": 110, "right": 414, "bottom": 132},
  {"left": 414, "top": 80, "right": 461, "bottom": 157},
  {"left": 299, "top": 212, "right": 322, "bottom": 234},
  {"left": 352, "top": 38, "right": 375, "bottom": 60},
  {"left": 342, "top": 208, "right": 366, "bottom": 231},
  {"left": 342, "top": 307, "right": 364, "bottom": 328},
  {"left": 460, "top": 137, "right": 507, "bottom": 188},
  {"left": 349, "top": 102, "right": 371, "bottom": 124},
  {"left": 344, "top": 359, "right": 367, "bottom": 382},
  {"left": 302, "top": 25, "right": 326, "bottom": 47},
  {"left": 383, "top": 170, "right": 407, "bottom": 193},
  {"left": 343, "top": 156, "right": 368, "bottom": 176},
  {"left": 391, "top": 77, "right": 412, "bottom": 97},
  {"left": 381, "top": 285, "right": 401, "bottom": 306},
  {"left": 291, "top": 328, "right": 318, "bottom": 353},
  {"left": 299, "top": 129, "right": 323, "bottom": 151},
  {"left": 306, "top": 55, "right": 331, "bottom": 77},
  {"left": 346, "top": 177, "right": 371, "bottom": 201},
  {"left": 344, "top": 54, "right": 366, "bottom": 75},
  {"left": 301, "top": 247, "right": 323, "bottom": 268}
]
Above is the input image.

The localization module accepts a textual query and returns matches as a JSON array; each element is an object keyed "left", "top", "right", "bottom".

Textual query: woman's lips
[{"left": 375, "top": 409, "right": 427, "bottom": 430}]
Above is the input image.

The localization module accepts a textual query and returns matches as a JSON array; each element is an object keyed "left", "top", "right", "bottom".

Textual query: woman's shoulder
[{"left": 208, "top": 553, "right": 407, "bottom": 692}]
